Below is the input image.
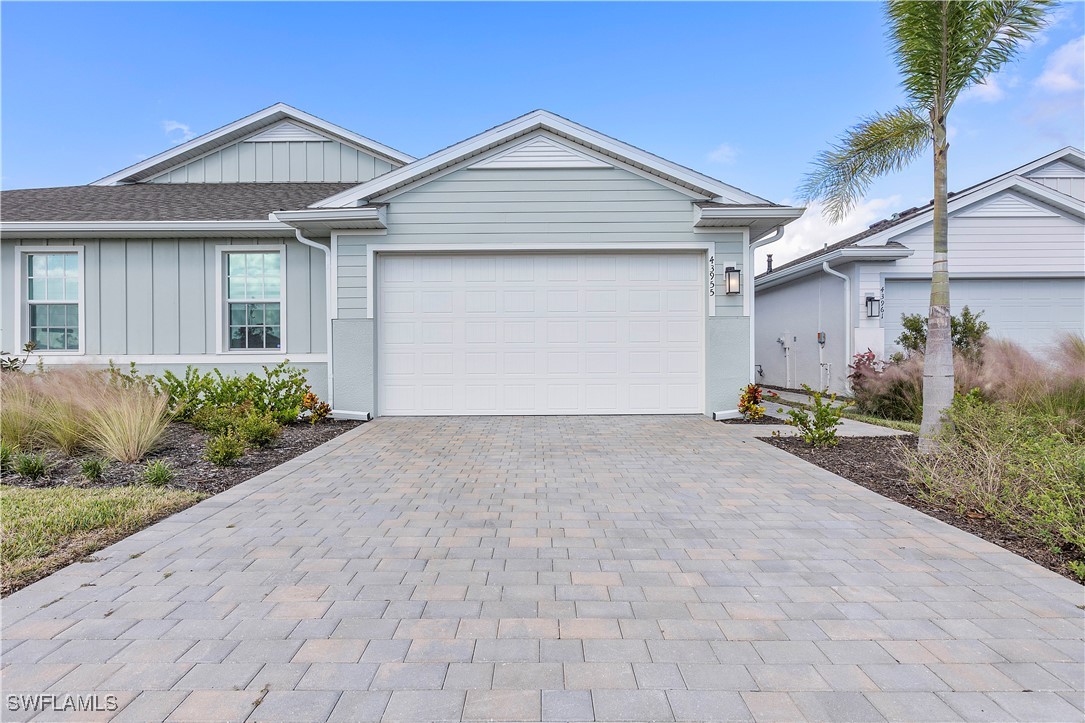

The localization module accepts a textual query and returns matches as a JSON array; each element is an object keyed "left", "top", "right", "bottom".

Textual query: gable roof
[
  {"left": 311, "top": 110, "right": 780, "bottom": 208},
  {"left": 757, "top": 146, "right": 1084, "bottom": 281},
  {"left": 0, "top": 183, "right": 355, "bottom": 222},
  {"left": 91, "top": 103, "right": 415, "bottom": 186}
]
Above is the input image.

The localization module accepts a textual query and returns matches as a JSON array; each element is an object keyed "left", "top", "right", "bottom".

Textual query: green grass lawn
[{"left": 1, "top": 485, "right": 206, "bottom": 595}]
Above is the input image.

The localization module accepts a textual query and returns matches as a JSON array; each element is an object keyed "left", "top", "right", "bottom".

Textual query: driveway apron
[{"left": 2, "top": 416, "right": 1082, "bottom": 722}]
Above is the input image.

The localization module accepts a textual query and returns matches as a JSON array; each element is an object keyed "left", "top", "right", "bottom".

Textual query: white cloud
[
  {"left": 161, "top": 120, "right": 195, "bottom": 144},
  {"left": 755, "top": 196, "right": 902, "bottom": 275},
  {"left": 1037, "top": 36, "right": 1084, "bottom": 93},
  {"left": 707, "top": 143, "right": 738, "bottom": 165},
  {"left": 964, "top": 75, "right": 1006, "bottom": 102}
]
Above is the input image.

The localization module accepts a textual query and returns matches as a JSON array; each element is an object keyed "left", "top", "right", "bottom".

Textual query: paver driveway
[{"left": 3, "top": 416, "right": 1083, "bottom": 722}]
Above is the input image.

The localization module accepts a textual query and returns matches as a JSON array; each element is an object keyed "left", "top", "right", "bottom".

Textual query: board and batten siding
[
  {"left": 1024, "top": 159, "right": 1085, "bottom": 201},
  {"left": 0, "top": 237, "right": 326, "bottom": 356},
  {"left": 334, "top": 166, "right": 748, "bottom": 319},
  {"left": 147, "top": 139, "right": 395, "bottom": 184}
]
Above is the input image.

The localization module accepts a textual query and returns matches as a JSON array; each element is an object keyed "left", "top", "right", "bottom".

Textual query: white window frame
[
  {"left": 13, "top": 246, "right": 86, "bottom": 356},
  {"left": 215, "top": 244, "right": 287, "bottom": 354}
]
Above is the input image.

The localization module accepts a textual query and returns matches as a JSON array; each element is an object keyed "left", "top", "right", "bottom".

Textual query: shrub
[
  {"left": 908, "top": 392, "right": 1085, "bottom": 566},
  {"left": 190, "top": 405, "right": 238, "bottom": 436},
  {"left": 204, "top": 432, "right": 246, "bottom": 467},
  {"left": 109, "top": 361, "right": 309, "bottom": 424},
  {"left": 302, "top": 388, "right": 331, "bottom": 425},
  {"left": 140, "top": 460, "right": 175, "bottom": 487},
  {"left": 783, "top": 385, "right": 848, "bottom": 447},
  {"left": 80, "top": 457, "right": 106, "bottom": 481},
  {"left": 849, "top": 351, "right": 924, "bottom": 422},
  {"left": 896, "top": 305, "right": 989, "bottom": 359},
  {"left": 13, "top": 452, "right": 49, "bottom": 481},
  {"left": 85, "top": 385, "right": 170, "bottom": 463},
  {"left": 737, "top": 383, "right": 765, "bottom": 421},
  {"left": 236, "top": 412, "right": 281, "bottom": 448}
]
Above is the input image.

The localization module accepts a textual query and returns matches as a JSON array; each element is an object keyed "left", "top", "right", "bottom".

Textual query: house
[
  {"left": 754, "top": 147, "right": 1085, "bottom": 394},
  {"left": 1, "top": 103, "right": 803, "bottom": 418}
]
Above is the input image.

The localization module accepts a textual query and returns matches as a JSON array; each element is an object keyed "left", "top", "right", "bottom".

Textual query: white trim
[
  {"left": 13, "top": 246, "right": 86, "bottom": 356},
  {"left": 92, "top": 102, "right": 414, "bottom": 185},
  {"left": 215, "top": 244, "right": 287, "bottom": 355},
  {"left": 0, "top": 220, "right": 294, "bottom": 238},
  {"left": 755, "top": 247, "right": 916, "bottom": 290},
  {"left": 271, "top": 207, "right": 387, "bottom": 234},
  {"left": 362, "top": 242, "right": 718, "bottom": 320},
  {"left": 312, "top": 110, "right": 772, "bottom": 208},
  {"left": 330, "top": 408, "right": 371, "bottom": 421},
  {"left": 694, "top": 205, "right": 807, "bottom": 226},
  {"left": 33, "top": 353, "right": 328, "bottom": 366}
]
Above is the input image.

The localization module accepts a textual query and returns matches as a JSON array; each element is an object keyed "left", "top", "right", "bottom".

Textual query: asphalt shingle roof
[{"left": 0, "top": 183, "right": 358, "bottom": 222}]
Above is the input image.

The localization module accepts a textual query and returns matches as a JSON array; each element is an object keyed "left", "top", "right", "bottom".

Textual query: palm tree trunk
[{"left": 919, "top": 116, "right": 954, "bottom": 452}]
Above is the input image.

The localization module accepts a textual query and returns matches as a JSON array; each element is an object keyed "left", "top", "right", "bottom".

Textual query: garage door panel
[{"left": 377, "top": 252, "right": 704, "bottom": 415}]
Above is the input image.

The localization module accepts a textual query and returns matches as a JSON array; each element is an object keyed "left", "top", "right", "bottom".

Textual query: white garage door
[
  {"left": 376, "top": 252, "right": 705, "bottom": 415},
  {"left": 884, "top": 278, "right": 1085, "bottom": 352}
]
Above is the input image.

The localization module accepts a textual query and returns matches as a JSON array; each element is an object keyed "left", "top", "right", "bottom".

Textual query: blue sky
[{"left": 3, "top": 2, "right": 1083, "bottom": 266}]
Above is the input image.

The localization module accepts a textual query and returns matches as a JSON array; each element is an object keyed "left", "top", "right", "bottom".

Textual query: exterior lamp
[
  {"left": 724, "top": 267, "right": 741, "bottom": 295},
  {"left": 865, "top": 295, "right": 880, "bottom": 318}
]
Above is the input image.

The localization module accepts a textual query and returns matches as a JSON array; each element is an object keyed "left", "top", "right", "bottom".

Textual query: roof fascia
[
  {"left": 0, "top": 220, "right": 294, "bottom": 238},
  {"left": 312, "top": 111, "right": 772, "bottom": 208},
  {"left": 857, "top": 176, "right": 1085, "bottom": 246},
  {"left": 755, "top": 247, "right": 914, "bottom": 290}
]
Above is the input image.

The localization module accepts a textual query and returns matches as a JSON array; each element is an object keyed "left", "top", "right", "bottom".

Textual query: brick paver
[{"left": 2, "top": 416, "right": 1082, "bottom": 721}]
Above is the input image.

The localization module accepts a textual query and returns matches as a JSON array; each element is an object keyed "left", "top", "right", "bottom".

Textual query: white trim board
[
  {"left": 362, "top": 242, "right": 719, "bottom": 320},
  {"left": 32, "top": 353, "right": 328, "bottom": 366},
  {"left": 12, "top": 245, "right": 86, "bottom": 357}
]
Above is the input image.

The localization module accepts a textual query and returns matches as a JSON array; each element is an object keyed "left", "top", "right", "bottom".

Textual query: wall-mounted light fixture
[
  {"left": 724, "top": 267, "right": 741, "bottom": 295},
  {"left": 865, "top": 295, "right": 880, "bottom": 318}
]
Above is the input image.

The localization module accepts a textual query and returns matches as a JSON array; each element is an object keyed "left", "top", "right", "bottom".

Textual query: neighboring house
[
  {"left": 1, "top": 103, "right": 802, "bottom": 418},
  {"left": 754, "top": 147, "right": 1085, "bottom": 394}
]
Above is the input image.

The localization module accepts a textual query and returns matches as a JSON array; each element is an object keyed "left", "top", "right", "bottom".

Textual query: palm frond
[
  {"left": 798, "top": 107, "right": 930, "bottom": 223},
  {"left": 945, "top": 0, "right": 1054, "bottom": 107},
  {"left": 887, "top": 0, "right": 1055, "bottom": 112}
]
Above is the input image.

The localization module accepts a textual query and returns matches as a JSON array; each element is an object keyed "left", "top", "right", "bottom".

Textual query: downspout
[
  {"left": 294, "top": 229, "right": 335, "bottom": 409},
  {"left": 749, "top": 226, "right": 784, "bottom": 382},
  {"left": 821, "top": 261, "right": 850, "bottom": 392},
  {"left": 716, "top": 225, "right": 784, "bottom": 420}
]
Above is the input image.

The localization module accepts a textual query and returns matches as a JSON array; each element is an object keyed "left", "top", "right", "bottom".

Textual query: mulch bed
[
  {"left": 4, "top": 419, "right": 363, "bottom": 495},
  {"left": 761, "top": 434, "right": 1082, "bottom": 583},
  {"left": 720, "top": 416, "right": 786, "bottom": 425}
]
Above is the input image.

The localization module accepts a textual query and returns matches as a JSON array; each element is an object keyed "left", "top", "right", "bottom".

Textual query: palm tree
[{"left": 800, "top": 0, "right": 1053, "bottom": 452}]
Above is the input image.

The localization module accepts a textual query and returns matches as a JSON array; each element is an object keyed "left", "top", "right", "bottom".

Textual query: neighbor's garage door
[
  {"left": 884, "top": 278, "right": 1085, "bottom": 352},
  {"left": 376, "top": 252, "right": 704, "bottom": 415}
]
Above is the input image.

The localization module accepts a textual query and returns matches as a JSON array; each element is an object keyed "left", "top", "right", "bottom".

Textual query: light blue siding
[
  {"left": 148, "top": 138, "right": 395, "bottom": 184},
  {"left": 0, "top": 237, "right": 327, "bottom": 358}
]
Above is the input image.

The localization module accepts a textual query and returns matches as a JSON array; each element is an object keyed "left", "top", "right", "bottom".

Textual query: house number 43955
[{"left": 708, "top": 255, "right": 715, "bottom": 297}]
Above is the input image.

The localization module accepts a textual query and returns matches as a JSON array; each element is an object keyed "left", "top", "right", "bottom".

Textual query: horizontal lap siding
[
  {"left": 335, "top": 166, "right": 745, "bottom": 318},
  {"left": 857, "top": 212, "right": 1085, "bottom": 290},
  {"left": 0, "top": 237, "right": 326, "bottom": 357}
]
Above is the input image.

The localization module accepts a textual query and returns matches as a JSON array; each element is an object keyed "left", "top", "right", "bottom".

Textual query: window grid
[
  {"left": 26, "top": 253, "right": 79, "bottom": 351},
  {"left": 226, "top": 251, "right": 282, "bottom": 350}
]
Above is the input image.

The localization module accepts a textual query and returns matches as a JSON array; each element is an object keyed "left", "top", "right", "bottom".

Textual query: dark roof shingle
[{"left": 0, "top": 183, "right": 358, "bottom": 222}]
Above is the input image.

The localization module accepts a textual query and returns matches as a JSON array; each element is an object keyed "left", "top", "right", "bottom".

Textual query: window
[
  {"left": 25, "top": 252, "right": 80, "bottom": 351},
  {"left": 225, "top": 251, "right": 282, "bottom": 350}
]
